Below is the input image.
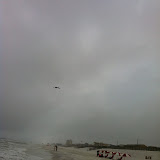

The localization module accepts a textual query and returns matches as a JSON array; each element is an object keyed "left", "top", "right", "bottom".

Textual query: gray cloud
[{"left": 0, "top": 0, "right": 160, "bottom": 146}]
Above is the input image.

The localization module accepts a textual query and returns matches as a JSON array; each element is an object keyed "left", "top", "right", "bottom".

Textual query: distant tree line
[
  {"left": 94, "top": 144, "right": 160, "bottom": 151},
  {"left": 68, "top": 141, "right": 160, "bottom": 151}
]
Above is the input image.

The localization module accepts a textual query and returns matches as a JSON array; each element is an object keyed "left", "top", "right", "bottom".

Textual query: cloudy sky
[{"left": 1, "top": 0, "right": 160, "bottom": 146}]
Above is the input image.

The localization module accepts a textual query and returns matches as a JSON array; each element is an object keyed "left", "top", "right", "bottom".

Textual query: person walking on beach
[
  {"left": 97, "top": 150, "right": 99, "bottom": 157},
  {"left": 55, "top": 145, "right": 58, "bottom": 151}
]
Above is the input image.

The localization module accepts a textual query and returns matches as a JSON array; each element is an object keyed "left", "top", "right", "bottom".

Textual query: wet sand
[{"left": 25, "top": 144, "right": 52, "bottom": 159}]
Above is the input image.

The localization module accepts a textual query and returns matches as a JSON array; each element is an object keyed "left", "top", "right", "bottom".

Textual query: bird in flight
[
  {"left": 48, "top": 81, "right": 60, "bottom": 89},
  {"left": 54, "top": 87, "right": 60, "bottom": 89}
]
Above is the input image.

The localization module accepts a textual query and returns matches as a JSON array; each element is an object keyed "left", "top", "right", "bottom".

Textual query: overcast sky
[{"left": 1, "top": 0, "right": 160, "bottom": 146}]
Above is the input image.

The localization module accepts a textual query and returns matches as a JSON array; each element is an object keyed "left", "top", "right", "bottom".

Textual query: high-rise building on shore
[{"left": 66, "top": 140, "right": 72, "bottom": 146}]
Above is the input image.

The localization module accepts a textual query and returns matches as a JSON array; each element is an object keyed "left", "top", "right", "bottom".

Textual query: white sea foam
[{"left": 0, "top": 139, "right": 42, "bottom": 160}]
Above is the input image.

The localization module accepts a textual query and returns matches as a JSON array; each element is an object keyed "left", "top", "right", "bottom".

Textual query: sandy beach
[
  {"left": 42, "top": 145, "right": 160, "bottom": 160},
  {"left": 1, "top": 138, "right": 159, "bottom": 160}
]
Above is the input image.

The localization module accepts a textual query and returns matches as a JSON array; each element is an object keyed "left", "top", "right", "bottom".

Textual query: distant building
[
  {"left": 84, "top": 143, "right": 89, "bottom": 147},
  {"left": 94, "top": 142, "right": 109, "bottom": 147},
  {"left": 66, "top": 140, "right": 72, "bottom": 146}
]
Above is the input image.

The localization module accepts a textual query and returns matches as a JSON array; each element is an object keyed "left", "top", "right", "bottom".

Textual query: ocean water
[{"left": 0, "top": 138, "right": 42, "bottom": 160}]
